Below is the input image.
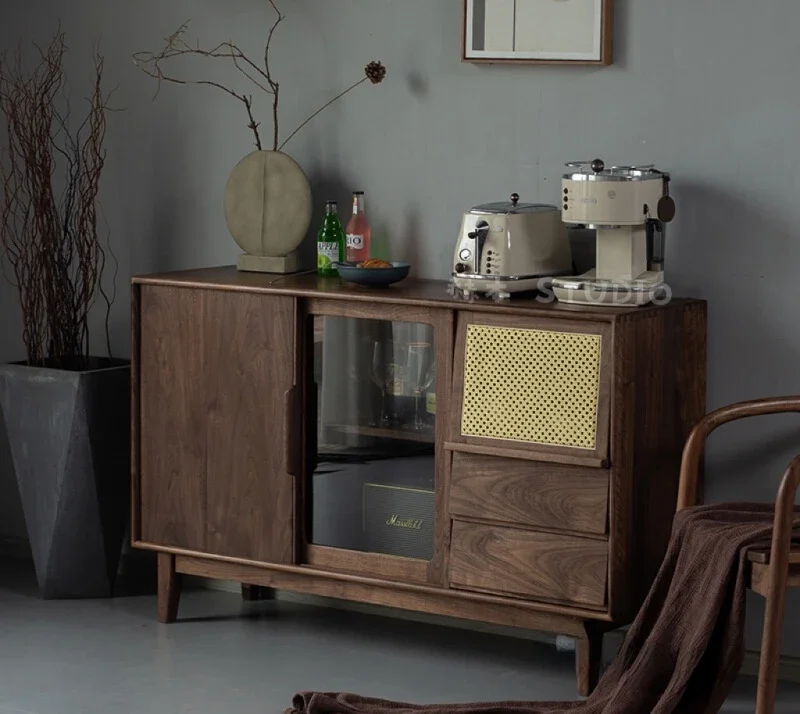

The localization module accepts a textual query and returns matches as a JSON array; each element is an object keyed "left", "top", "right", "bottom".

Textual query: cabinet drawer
[
  {"left": 449, "top": 521, "right": 608, "bottom": 608},
  {"left": 449, "top": 453, "right": 609, "bottom": 535}
]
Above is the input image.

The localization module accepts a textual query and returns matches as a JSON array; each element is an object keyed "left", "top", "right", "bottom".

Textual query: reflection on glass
[
  {"left": 406, "top": 343, "right": 435, "bottom": 431},
  {"left": 371, "top": 341, "right": 409, "bottom": 427},
  {"left": 311, "top": 316, "right": 436, "bottom": 561}
]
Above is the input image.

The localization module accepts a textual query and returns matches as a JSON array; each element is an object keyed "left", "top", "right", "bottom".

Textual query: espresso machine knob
[
  {"left": 591, "top": 158, "right": 605, "bottom": 174},
  {"left": 455, "top": 263, "right": 468, "bottom": 274}
]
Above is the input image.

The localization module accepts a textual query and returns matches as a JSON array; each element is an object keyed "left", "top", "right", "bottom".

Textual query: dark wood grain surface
[
  {"left": 157, "top": 553, "right": 181, "bottom": 623},
  {"left": 138, "top": 538, "right": 613, "bottom": 622},
  {"left": 575, "top": 624, "right": 604, "bottom": 696},
  {"left": 133, "top": 267, "right": 697, "bottom": 321},
  {"left": 204, "top": 290, "right": 297, "bottom": 564},
  {"left": 139, "top": 285, "right": 207, "bottom": 550},
  {"left": 445, "top": 442, "right": 607, "bottom": 469},
  {"left": 430, "top": 308, "right": 455, "bottom": 586},
  {"left": 133, "top": 268, "right": 706, "bottom": 696},
  {"left": 173, "top": 553, "right": 595, "bottom": 635},
  {"left": 449, "top": 452, "right": 609, "bottom": 535},
  {"left": 449, "top": 521, "right": 608, "bottom": 607},
  {"left": 607, "top": 302, "right": 707, "bottom": 622},
  {"left": 137, "top": 285, "right": 298, "bottom": 564},
  {"left": 130, "top": 284, "right": 142, "bottom": 541},
  {"left": 305, "top": 544, "right": 429, "bottom": 583}
]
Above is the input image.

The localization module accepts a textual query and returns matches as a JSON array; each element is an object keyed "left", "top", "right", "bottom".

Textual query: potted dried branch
[
  {"left": 134, "top": 1, "right": 386, "bottom": 274},
  {"left": 0, "top": 32, "right": 129, "bottom": 598}
]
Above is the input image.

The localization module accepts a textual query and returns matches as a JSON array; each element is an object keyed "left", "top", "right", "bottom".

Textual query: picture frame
[{"left": 462, "top": 0, "right": 614, "bottom": 66}]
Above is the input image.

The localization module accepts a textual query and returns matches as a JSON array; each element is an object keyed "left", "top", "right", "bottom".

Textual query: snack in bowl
[{"left": 335, "top": 260, "right": 411, "bottom": 287}]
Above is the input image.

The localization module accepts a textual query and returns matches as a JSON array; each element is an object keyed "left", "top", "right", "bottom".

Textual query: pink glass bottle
[{"left": 345, "top": 191, "right": 371, "bottom": 263}]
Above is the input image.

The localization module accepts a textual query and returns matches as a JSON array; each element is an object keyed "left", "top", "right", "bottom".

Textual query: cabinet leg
[
  {"left": 575, "top": 628, "right": 603, "bottom": 697},
  {"left": 241, "top": 584, "right": 274, "bottom": 601},
  {"left": 157, "top": 553, "right": 182, "bottom": 623}
]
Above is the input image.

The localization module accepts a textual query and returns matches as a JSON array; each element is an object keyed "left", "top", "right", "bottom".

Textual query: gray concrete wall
[{"left": 2, "top": 0, "right": 800, "bottom": 653}]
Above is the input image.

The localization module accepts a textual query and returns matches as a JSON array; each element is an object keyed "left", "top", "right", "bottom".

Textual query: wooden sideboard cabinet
[{"left": 131, "top": 267, "right": 706, "bottom": 695}]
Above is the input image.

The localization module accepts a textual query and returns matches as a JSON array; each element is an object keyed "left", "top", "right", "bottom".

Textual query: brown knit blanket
[{"left": 287, "top": 503, "right": 793, "bottom": 714}]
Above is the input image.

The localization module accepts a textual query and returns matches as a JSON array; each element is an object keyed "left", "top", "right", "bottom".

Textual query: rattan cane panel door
[{"left": 455, "top": 315, "right": 611, "bottom": 462}]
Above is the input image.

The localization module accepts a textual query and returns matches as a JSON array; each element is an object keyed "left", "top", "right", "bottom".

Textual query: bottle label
[
  {"left": 347, "top": 234, "right": 365, "bottom": 250},
  {"left": 318, "top": 242, "right": 340, "bottom": 261},
  {"left": 388, "top": 377, "right": 405, "bottom": 397},
  {"left": 426, "top": 392, "right": 436, "bottom": 415}
]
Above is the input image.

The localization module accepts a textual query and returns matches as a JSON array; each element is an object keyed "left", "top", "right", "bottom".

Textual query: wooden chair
[{"left": 677, "top": 396, "right": 800, "bottom": 714}]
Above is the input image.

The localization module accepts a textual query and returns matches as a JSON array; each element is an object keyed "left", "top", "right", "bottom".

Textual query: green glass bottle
[{"left": 317, "top": 201, "right": 345, "bottom": 277}]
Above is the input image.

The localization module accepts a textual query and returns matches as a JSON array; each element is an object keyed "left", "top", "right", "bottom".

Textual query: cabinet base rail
[{"left": 153, "top": 550, "right": 609, "bottom": 696}]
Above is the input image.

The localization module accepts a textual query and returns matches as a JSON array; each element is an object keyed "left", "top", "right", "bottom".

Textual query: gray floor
[{"left": 1, "top": 558, "right": 800, "bottom": 714}]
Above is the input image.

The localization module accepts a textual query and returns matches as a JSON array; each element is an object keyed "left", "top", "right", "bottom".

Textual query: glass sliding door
[{"left": 309, "top": 315, "right": 436, "bottom": 562}]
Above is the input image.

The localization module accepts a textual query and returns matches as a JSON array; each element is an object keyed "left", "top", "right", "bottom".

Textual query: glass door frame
[{"left": 300, "top": 297, "right": 454, "bottom": 587}]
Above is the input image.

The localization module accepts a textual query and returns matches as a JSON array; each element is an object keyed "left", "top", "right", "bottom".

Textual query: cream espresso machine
[
  {"left": 552, "top": 159, "right": 676, "bottom": 307},
  {"left": 451, "top": 193, "right": 573, "bottom": 300}
]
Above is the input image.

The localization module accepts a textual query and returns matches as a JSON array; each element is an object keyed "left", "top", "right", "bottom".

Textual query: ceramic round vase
[{"left": 224, "top": 150, "right": 313, "bottom": 273}]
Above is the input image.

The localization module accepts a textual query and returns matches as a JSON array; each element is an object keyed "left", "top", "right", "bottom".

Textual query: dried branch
[
  {"left": 264, "top": 0, "right": 284, "bottom": 150},
  {"left": 0, "top": 30, "right": 116, "bottom": 368},
  {"left": 132, "top": 21, "right": 271, "bottom": 150},
  {"left": 134, "top": 3, "right": 386, "bottom": 154}
]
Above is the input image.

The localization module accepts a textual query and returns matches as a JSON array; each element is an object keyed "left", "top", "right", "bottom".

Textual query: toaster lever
[{"left": 468, "top": 220, "right": 490, "bottom": 273}]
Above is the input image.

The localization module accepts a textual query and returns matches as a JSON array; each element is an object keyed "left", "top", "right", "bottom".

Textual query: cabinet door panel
[
  {"left": 205, "top": 291, "right": 297, "bottom": 564},
  {"left": 139, "top": 286, "right": 207, "bottom": 550},
  {"left": 450, "top": 312, "right": 612, "bottom": 464},
  {"left": 137, "top": 286, "right": 298, "bottom": 564}
]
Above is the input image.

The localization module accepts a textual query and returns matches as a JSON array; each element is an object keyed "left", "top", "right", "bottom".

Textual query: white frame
[{"left": 463, "top": 0, "right": 613, "bottom": 65}]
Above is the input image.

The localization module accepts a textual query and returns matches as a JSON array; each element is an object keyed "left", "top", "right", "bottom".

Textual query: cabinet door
[
  {"left": 203, "top": 289, "right": 298, "bottom": 563},
  {"left": 138, "top": 285, "right": 207, "bottom": 551},
  {"left": 137, "top": 285, "right": 299, "bottom": 564},
  {"left": 303, "top": 302, "right": 453, "bottom": 585},
  {"left": 450, "top": 312, "right": 612, "bottom": 464}
]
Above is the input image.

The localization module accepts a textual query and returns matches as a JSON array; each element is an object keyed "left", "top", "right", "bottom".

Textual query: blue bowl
[{"left": 335, "top": 262, "right": 411, "bottom": 287}]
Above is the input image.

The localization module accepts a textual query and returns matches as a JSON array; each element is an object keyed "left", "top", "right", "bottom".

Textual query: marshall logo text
[{"left": 385, "top": 514, "right": 424, "bottom": 530}]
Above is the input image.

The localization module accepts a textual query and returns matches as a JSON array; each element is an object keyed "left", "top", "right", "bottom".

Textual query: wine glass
[
  {"left": 371, "top": 341, "right": 395, "bottom": 426},
  {"left": 405, "top": 343, "right": 434, "bottom": 431}
]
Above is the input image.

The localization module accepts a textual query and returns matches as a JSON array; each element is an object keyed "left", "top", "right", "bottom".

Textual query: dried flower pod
[{"left": 365, "top": 61, "right": 387, "bottom": 85}]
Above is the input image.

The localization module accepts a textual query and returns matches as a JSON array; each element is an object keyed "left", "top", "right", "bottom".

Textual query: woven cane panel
[{"left": 461, "top": 325, "right": 602, "bottom": 449}]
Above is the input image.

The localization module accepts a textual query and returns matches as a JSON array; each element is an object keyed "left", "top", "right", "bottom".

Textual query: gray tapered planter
[{"left": 0, "top": 359, "right": 130, "bottom": 599}]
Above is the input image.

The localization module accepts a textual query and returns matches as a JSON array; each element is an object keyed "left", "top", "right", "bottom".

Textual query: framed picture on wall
[{"left": 463, "top": 0, "right": 613, "bottom": 66}]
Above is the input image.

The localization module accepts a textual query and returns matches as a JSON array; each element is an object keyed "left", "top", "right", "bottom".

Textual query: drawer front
[
  {"left": 449, "top": 453, "right": 609, "bottom": 535},
  {"left": 452, "top": 314, "right": 612, "bottom": 463},
  {"left": 449, "top": 521, "right": 608, "bottom": 608}
]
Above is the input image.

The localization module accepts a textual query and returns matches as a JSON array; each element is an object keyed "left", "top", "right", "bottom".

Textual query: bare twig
[
  {"left": 132, "top": 21, "right": 269, "bottom": 150},
  {"left": 0, "top": 30, "right": 116, "bottom": 368},
  {"left": 279, "top": 77, "right": 368, "bottom": 152},
  {"left": 264, "top": 0, "right": 284, "bottom": 150},
  {"left": 133, "top": 3, "right": 385, "bottom": 154}
]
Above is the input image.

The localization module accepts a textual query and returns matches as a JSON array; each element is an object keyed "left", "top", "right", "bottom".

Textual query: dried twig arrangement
[
  {"left": 0, "top": 30, "right": 117, "bottom": 368},
  {"left": 133, "top": 1, "right": 386, "bottom": 152}
]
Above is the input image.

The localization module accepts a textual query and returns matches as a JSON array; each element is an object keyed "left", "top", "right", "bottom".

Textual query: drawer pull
[{"left": 283, "top": 386, "right": 301, "bottom": 477}]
